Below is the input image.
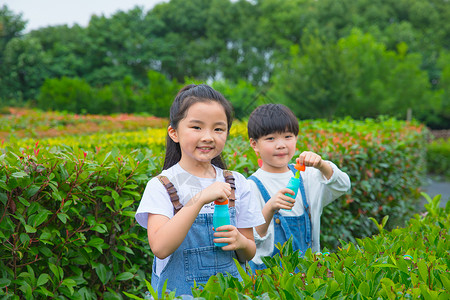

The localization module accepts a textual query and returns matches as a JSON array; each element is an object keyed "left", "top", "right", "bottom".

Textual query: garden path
[{"left": 420, "top": 177, "right": 450, "bottom": 208}]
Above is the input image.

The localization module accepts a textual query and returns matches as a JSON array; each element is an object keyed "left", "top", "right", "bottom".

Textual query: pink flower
[{"left": 257, "top": 158, "right": 263, "bottom": 168}]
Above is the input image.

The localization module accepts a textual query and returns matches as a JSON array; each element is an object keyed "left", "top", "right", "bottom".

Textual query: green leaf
[
  {"left": 121, "top": 199, "right": 134, "bottom": 209},
  {"left": 122, "top": 190, "right": 141, "bottom": 198},
  {"left": 102, "top": 195, "right": 112, "bottom": 203},
  {"left": 18, "top": 196, "right": 30, "bottom": 206},
  {"left": 312, "top": 283, "right": 327, "bottom": 299},
  {"left": 24, "top": 224, "right": 36, "bottom": 233},
  {"left": 0, "top": 278, "right": 11, "bottom": 288},
  {"left": 20, "top": 233, "right": 30, "bottom": 244},
  {"left": 121, "top": 211, "right": 136, "bottom": 217},
  {"left": 49, "top": 263, "right": 60, "bottom": 281},
  {"left": 111, "top": 250, "right": 126, "bottom": 261},
  {"left": 116, "top": 272, "right": 134, "bottom": 281},
  {"left": 37, "top": 274, "right": 50, "bottom": 286},
  {"left": 57, "top": 213, "right": 68, "bottom": 224},
  {"left": 358, "top": 281, "right": 370, "bottom": 297},
  {"left": 11, "top": 171, "right": 28, "bottom": 178},
  {"left": 145, "top": 279, "right": 158, "bottom": 300},
  {"left": 25, "top": 185, "right": 40, "bottom": 197},
  {"left": 111, "top": 190, "right": 120, "bottom": 201},
  {"left": 372, "top": 263, "right": 398, "bottom": 269},
  {"left": 33, "top": 210, "right": 51, "bottom": 227},
  {"left": 52, "top": 191, "right": 62, "bottom": 201},
  {"left": 19, "top": 281, "right": 32, "bottom": 299},
  {"left": 62, "top": 278, "right": 76, "bottom": 295},
  {"left": 234, "top": 259, "right": 252, "bottom": 285},
  {"left": 417, "top": 260, "right": 429, "bottom": 283},
  {"left": 440, "top": 273, "right": 450, "bottom": 291},
  {"left": 92, "top": 223, "right": 108, "bottom": 233},
  {"left": 39, "top": 246, "right": 53, "bottom": 257},
  {"left": 306, "top": 261, "right": 319, "bottom": 283},
  {"left": 37, "top": 286, "right": 54, "bottom": 297},
  {"left": 96, "top": 264, "right": 108, "bottom": 285},
  {"left": 62, "top": 278, "right": 76, "bottom": 287},
  {"left": 122, "top": 292, "right": 144, "bottom": 300}
]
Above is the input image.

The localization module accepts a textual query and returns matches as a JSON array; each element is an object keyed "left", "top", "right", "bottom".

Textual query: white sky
[{"left": 2, "top": 0, "right": 169, "bottom": 32}]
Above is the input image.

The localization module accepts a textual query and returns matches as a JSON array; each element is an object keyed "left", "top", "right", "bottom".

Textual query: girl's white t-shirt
[
  {"left": 249, "top": 161, "right": 351, "bottom": 264},
  {"left": 135, "top": 163, "right": 265, "bottom": 275}
]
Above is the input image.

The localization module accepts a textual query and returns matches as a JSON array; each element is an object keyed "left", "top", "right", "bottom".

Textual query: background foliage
[
  {"left": 0, "top": 113, "right": 431, "bottom": 298},
  {"left": 187, "top": 195, "right": 449, "bottom": 299},
  {"left": 1, "top": 0, "right": 449, "bottom": 128}
]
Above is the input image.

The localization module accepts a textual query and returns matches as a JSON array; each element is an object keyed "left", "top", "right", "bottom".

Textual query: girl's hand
[
  {"left": 194, "top": 181, "right": 231, "bottom": 206},
  {"left": 213, "top": 225, "right": 247, "bottom": 251},
  {"left": 267, "top": 188, "right": 296, "bottom": 211}
]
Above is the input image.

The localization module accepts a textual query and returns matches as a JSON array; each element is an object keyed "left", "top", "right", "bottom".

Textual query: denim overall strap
[
  {"left": 296, "top": 173, "right": 311, "bottom": 245},
  {"left": 248, "top": 176, "right": 271, "bottom": 203},
  {"left": 288, "top": 164, "right": 311, "bottom": 229},
  {"left": 287, "top": 164, "right": 297, "bottom": 175}
]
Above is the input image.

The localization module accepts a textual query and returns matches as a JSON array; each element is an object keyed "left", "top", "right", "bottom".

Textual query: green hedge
[
  {"left": 224, "top": 118, "right": 429, "bottom": 249},
  {"left": 177, "top": 194, "right": 448, "bottom": 299},
  {"left": 0, "top": 146, "right": 157, "bottom": 299},
  {"left": 0, "top": 117, "right": 430, "bottom": 298},
  {"left": 426, "top": 138, "right": 450, "bottom": 180}
]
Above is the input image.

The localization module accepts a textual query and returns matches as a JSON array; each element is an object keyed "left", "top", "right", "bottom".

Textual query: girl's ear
[{"left": 168, "top": 125, "right": 179, "bottom": 143}]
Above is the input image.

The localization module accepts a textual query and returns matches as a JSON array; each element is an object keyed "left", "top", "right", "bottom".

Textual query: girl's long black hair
[{"left": 163, "top": 84, "right": 234, "bottom": 170}]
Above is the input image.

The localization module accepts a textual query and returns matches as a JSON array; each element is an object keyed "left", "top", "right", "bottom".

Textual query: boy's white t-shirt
[
  {"left": 135, "top": 163, "right": 265, "bottom": 275},
  {"left": 249, "top": 161, "right": 351, "bottom": 264}
]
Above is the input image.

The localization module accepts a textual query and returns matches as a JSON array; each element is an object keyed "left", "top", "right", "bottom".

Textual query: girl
[{"left": 135, "top": 84, "right": 264, "bottom": 297}]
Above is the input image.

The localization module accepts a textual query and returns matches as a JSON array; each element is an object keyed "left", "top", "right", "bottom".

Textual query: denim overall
[
  {"left": 248, "top": 165, "right": 311, "bottom": 270},
  {"left": 152, "top": 174, "right": 243, "bottom": 297}
]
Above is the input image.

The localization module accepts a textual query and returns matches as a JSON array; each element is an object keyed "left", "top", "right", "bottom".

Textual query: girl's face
[
  {"left": 169, "top": 101, "right": 228, "bottom": 171},
  {"left": 250, "top": 132, "right": 297, "bottom": 173}
]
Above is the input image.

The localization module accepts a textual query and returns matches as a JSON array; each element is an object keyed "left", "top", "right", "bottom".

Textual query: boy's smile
[{"left": 250, "top": 132, "right": 297, "bottom": 173}]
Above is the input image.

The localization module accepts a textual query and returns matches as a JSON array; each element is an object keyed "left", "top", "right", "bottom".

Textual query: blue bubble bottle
[{"left": 213, "top": 199, "right": 230, "bottom": 247}]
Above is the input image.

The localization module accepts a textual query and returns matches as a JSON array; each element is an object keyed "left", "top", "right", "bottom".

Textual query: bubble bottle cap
[{"left": 214, "top": 199, "right": 229, "bottom": 205}]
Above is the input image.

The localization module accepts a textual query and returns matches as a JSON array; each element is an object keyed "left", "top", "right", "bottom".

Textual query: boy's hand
[
  {"left": 194, "top": 182, "right": 231, "bottom": 206},
  {"left": 297, "top": 151, "right": 333, "bottom": 179},
  {"left": 267, "top": 188, "right": 296, "bottom": 211},
  {"left": 297, "top": 151, "right": 324, "bottom": 169},
  {"left": 213, "top": 225, "right": 247, "bottom": 251}
]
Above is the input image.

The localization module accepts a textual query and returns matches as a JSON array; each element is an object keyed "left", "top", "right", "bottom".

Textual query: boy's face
[{"left": 250, "top": 132, "right": 297, "bottom": 173}]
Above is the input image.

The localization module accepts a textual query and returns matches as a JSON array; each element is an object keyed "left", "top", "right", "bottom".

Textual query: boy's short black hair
[{"left": 247, "top": 104, "right": 299, "bottom": 140}]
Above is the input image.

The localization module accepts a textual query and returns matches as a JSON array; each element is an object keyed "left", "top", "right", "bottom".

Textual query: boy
[{"left": 247, "top": 104, "right": 351, "bottom": 270}]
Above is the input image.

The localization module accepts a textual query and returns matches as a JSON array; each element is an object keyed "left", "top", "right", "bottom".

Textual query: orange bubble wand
[{"left": 294, "top": 158, "right": 305, "bottom": 178}]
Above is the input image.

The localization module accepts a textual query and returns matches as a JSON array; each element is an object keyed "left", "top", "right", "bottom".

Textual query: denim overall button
[{"left": 275, "top": 218, "right": 281, "bottom": 224}]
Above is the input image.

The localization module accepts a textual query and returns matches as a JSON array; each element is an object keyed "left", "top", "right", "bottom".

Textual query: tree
[
  {"left": 37, "top": 77, "right": 94, "bottom": 113},
  {"left": 0, "top": 5, "right": 27, "bottom": 103},
  {"left": 2, "top": 36, "right": 51, "bottom": 102},
  {"left": 29, "top": 25, "right": 88, "bottom": 79},
  {"left": 269, "top": 30, "right": 435, "bottom": 121}
]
